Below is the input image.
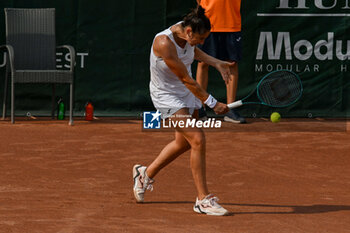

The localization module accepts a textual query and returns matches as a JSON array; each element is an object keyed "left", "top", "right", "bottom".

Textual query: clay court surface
[{"left": 0, "top": 117, "right": 349, "bottom": 233}]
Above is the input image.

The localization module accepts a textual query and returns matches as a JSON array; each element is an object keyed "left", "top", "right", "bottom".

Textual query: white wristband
[{"left": 204, "top": 94, "right": 217, "bottom": 109}]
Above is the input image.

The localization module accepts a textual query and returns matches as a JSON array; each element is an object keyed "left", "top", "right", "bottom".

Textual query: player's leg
[
  {"left": 177, "top": 126, "right": 209, "bottom": 200},
  {"left": 133, "top": 108, "right": 192, "bottom": 202},
  {"left": 148, "top": 107, "right": 210, "bottom": 199},
  {"left": 133, "top": 131, "right": 190, "bottom": 202},
  {"left": 146, "top": 130, "right": 191, "bottom": 178},
  {"left": 176, "top": 115, "right": 228, "bottom": 215}
]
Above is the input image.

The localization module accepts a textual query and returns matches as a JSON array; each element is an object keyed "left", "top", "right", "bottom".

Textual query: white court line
[{"left": 257, "top": 13, "right": 350, "bottom": 17}]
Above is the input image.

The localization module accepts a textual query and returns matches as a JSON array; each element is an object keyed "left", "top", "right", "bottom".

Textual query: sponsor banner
[{"left": 240, "top": 0, "right": 350, "bottom": 117}]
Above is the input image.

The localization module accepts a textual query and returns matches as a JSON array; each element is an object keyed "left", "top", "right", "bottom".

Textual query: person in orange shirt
[{"left": 196, "top": 0, "right": 246, "bottom": 123}]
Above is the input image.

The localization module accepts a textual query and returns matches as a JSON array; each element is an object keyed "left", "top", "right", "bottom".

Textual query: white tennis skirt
[{"left": 150, "top": 89, "right": 202, "bottom": 119}]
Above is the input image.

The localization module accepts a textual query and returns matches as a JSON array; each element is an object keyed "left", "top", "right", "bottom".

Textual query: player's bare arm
[
  {"left": 153, "top": 35, "right": 209, "bottom": 103},
  {"left": 153, "top": 35, "right": 228, "bottom": 115},
  {"left": 194, "top": 47, "right": 235, "bottom": 85}
]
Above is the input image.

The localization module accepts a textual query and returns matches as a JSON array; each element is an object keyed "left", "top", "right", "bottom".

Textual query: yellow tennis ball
[{"left": 270, "top": 112, "right": 281, "bottom": 123}]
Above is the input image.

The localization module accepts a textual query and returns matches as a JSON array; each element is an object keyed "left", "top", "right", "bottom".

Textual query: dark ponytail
[{"left": 182, "top": 5, "right": 211, "bottom": 35}]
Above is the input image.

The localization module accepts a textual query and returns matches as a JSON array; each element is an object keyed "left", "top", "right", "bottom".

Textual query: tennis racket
[{"left": 228, "top": 70, "right": 303, "bottom": 109}]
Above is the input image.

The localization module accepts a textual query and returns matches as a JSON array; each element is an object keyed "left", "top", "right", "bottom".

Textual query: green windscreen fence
[{"left": 0, "top": 0, "right": 349, "bottom": 117}]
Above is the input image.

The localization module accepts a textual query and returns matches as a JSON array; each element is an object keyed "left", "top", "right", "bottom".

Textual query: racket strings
[{"left": 258, "top": 71, "right": 302, "bottom": 107}]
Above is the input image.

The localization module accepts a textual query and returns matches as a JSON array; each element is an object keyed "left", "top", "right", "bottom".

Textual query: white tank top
[{"left": 149, "top": 22, "right": 195, "bottom": 98}]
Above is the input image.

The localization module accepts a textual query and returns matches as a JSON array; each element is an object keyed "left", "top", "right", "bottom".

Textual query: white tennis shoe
[
  {"left": 133, "top": 164, "right": 154, "bottom": 202},
  {"left": 193, "top": 194, "right": 229, "bottom": 216}
]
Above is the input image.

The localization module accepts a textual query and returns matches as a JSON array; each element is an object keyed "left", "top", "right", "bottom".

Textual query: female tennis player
[{"left": 133, "top": 6, "right": 235, "bottom": 216}]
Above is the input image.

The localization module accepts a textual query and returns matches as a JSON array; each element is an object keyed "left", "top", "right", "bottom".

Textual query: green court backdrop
[{"left": 0, "top": 0, "right": 349, "bottom": 117}]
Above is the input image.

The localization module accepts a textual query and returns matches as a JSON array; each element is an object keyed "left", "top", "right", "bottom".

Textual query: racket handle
[{"left": 227, "top": 100, "right": 243, "bottom": 109}]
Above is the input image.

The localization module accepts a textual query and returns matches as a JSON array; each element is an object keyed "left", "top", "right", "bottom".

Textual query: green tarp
[{"left": 0, "top": 0, "right": 349, "bottom": 117}]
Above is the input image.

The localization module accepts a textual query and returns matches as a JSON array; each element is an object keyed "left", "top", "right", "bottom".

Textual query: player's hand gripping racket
[{"left": 228, "top": 70, "right": 303, "bottom": 109}]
